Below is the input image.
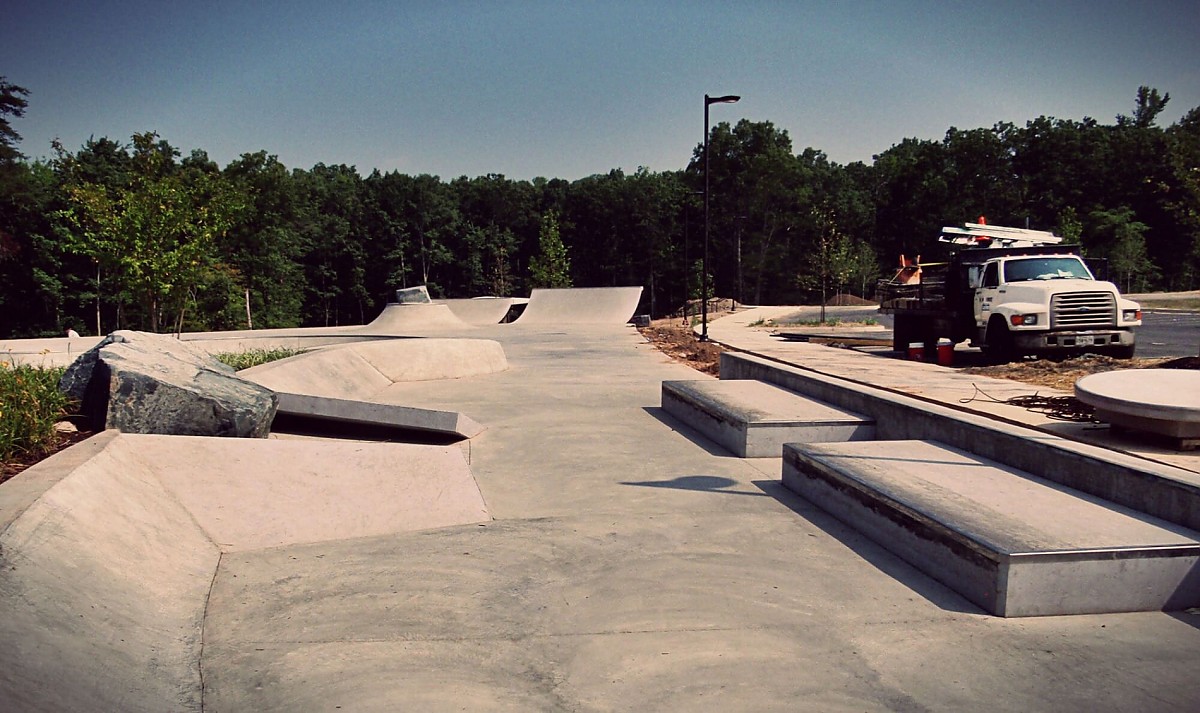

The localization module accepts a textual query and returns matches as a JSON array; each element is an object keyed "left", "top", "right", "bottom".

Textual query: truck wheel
[
  {"left": 985, "top": 318, "right": 1017, "bottom": 364},
  {"left": 892, "top": 314, "right": 914, "bottom": 354},
  {"left": 1109, "top": 344, "right": 1136, "bottom": 359}
]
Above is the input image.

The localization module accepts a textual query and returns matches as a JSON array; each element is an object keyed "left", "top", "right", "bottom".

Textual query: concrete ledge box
[
  {"left": 662, "top": 379, "right": 876, "bottom": 457},
  {"left": 782, "top": 439, "right": 1200, "bottom": 616}
]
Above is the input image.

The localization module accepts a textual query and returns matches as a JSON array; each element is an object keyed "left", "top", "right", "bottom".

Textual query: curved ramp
[
  {"left": 361, "top": 303, "right": 468, "bottom": 332},
  {"left": 240, "top": 339, "right": 508, "bottom": 399},
  {"left": 0, "top": 432, "right": 489, "bottom": 710},
  {"left": 514, "top": 286, "right": 643, "bottom": 325},
  {"left": 436, "top": 298, "right": 515, "bottom": 325}
]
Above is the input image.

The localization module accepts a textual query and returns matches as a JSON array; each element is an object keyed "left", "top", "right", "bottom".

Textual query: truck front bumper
[{"left": 1013, "top": 329, "right": 1135, "bottom": 352}]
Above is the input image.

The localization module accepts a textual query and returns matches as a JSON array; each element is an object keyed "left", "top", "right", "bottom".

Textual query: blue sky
[{"left": 4, "top": 1, "right": 1198, "bottom": 180}]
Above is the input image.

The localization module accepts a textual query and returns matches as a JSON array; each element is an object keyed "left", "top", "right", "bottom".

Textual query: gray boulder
[
  {"left": 394, "top": 285, "right": 432, "bottom": 304},
  {"left": 60, "top": 331, "right": 278, "bottom": 438}
]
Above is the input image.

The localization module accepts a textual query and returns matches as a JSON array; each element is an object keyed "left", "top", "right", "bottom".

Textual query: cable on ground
[{"left": 959, "top": 383, "right": 1100, "bottom": 422}]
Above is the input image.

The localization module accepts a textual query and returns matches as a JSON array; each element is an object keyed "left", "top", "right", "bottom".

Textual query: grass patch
[
  {"left": 214, "top": 347, "right": 308, "bottom": 371},
  {"left": 1136, "top": 298, "right": 1200, "bottom": 311},
  {"left": 1, "top": 364, "right": 71, "bottom": 463}
]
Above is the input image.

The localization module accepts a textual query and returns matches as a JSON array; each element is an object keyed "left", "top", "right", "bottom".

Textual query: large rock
[{"left": 60, "top": 330, "right": 277, "bottom": 437}]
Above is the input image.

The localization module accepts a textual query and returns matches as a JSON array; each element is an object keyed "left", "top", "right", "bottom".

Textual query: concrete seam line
[{"left": 198, "top": 549, "right": 223, "bottom": 712}]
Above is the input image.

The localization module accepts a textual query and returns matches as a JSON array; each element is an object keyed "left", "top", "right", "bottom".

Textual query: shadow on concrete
[
  {"left": 642, "top": 406, "right": 737, "bottom": 458},
  {"left": 619, "top": 474, "right": 770, "bottom": 497},
  {"left": 1166, "top": 610, "right": 1200, "bottom": 631},
  {"left": 752, "top": 478, "right": 983, "bottom": 616}
]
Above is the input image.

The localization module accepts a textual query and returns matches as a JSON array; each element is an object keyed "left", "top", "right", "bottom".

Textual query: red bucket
[{"left": 936, "top": 339, "right": 954, "bottom": 366}]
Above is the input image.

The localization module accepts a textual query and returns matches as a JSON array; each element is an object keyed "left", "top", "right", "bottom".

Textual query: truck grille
[{"left": 1051, "top": 292, "right": 1115, "bottom": 328}]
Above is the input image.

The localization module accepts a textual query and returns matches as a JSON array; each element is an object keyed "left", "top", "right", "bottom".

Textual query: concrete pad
[
  {"left": 1076, "top": 370, "right": 1200, "bottom": 447},
  {"left": 662, "top": 379, "right": 876, "bottom": 457},
  {"left": 436, "top": 297, "right": 515, "bottom": 325},
  {"left": 514, "top": 286, "right": 643, "bottom": 325},
  {"left": 784, "top": 439, "right": 1200, "bottom": 616}
]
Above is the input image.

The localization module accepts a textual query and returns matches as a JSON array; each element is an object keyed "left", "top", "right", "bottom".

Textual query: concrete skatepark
[{"left": 2, "top": 287, "right": 1200, "bottom": 710}]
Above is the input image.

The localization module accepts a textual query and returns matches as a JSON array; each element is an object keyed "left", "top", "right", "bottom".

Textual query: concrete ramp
[
  {"left": 0, "top": 432, "right": 490, "bottom": 711},
  {"left": 240, "top": 338, "right": 508, "bottom": 399},
  {"left": 515, "top": 287, "right": 643, "bottom": 325},
  {"left": 362, "top": 303, "right": 468, "bottom": 332},
  {"left": 239, "top": 339, "right": 503, "bottom": 440},
  {"left": 436, "top": 297, "right": 515, "bottom": 325}
]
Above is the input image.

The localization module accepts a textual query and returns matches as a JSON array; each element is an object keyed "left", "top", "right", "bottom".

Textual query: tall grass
[
  {"left": 1, "top": 364, "right": 70, "bottom": 462},
  {"left": 213, "top": 347, "right": 307, "bottom": 371}
]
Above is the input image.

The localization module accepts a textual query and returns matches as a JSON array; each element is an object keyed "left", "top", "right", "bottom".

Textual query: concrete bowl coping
[
  {"left": 514, "top": 286, "right": 643, "bottom": 325},
  {"left": 0, "top": 432, "right": 489, "bottom": 710}
]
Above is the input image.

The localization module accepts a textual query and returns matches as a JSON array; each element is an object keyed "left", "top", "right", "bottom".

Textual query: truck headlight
[
  {"left": 1122, "top": 309, "right": 1141, "bottom": 321},
  {"left": 1010, "top": 314, "right": 1038, "bottom": 326}
]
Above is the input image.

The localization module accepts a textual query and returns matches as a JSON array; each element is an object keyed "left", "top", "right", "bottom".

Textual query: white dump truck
[{"left": 878, "top": 223, "right": 1142, "bottom": 362}]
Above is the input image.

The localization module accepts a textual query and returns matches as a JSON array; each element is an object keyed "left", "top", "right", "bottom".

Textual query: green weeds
[
  {"left": 213, "top": 347, "right": 307, "bottom": 371},
  {"left": 1, "top": 363, "right": 71, "bottom": 463}
]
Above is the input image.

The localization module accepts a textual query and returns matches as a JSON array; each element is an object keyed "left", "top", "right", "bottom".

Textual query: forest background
[{"left": 1, "top": 80, "right": 1198, "bottom": 339}]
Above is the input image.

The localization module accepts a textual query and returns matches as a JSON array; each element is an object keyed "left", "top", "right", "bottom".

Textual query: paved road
[
  {"left": 783, "top": 306, "right": 1200, "bottom": 360},
  {"left": 1137, "top": 310, "right": 1200, "bottom": 358}
]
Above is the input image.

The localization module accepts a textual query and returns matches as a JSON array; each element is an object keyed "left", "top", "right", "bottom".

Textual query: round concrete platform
[{"left": 1076, "top": 370, "right": 1200, "bottom": 445}]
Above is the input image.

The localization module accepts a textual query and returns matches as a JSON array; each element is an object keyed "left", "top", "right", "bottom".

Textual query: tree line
[{"left": 1, "top": 79, "right": 1197, "bottom": 338}]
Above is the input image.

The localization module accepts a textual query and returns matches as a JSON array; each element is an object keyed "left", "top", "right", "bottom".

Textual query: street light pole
[{"left": 702, "top": 93, "right": 740, "bottom": 341}]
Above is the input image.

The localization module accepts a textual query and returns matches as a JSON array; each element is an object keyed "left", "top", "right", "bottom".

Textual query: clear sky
[{"left": 4, "top": 1, "right": 1198, "bottom": 181}]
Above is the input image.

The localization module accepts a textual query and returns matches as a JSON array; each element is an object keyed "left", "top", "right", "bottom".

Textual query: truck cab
[{"left": 970, "top": 252, "right": 1141, "bottom": 359}]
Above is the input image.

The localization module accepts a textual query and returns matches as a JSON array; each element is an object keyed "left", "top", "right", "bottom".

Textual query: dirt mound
[{"left": 825, "top": 293, "right": 875, "bottom": 306}]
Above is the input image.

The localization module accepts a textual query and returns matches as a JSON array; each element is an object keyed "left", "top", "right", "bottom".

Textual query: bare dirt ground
[{"left": 637, "top": 317, "right": 725, "bottom": 376}]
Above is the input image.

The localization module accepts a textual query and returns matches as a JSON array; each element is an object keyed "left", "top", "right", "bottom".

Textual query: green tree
[
  {"left": 0, "top": 77, "right": 30, "bottom": 164},
  {"left": 55, "top": 132, "right": 243, "bottom": 332},
  {"left": 529, "top": 210, "right": 571, "bottom": 288},
  {"left": 1088, "top": 207, "right": 1158, "bottom": 292}
]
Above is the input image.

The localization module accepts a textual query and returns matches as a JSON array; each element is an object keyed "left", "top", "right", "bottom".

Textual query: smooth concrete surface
[
  {"left": 362, "top": 302, "right": 468, "bottom": 330},
  {"left": 1076, "top": 370, "right": 1200, "bottom": 443},
  {"left": 0, "top": 433, "right": 489, "bottom": 710},
  {"left": 783, "top": 440, "right": 1200, "bottom": 616},
  {"left": 436, "top": 297, "right": 516, "bottom": 325},
  {"left": 274, "top": 392, "right": 485, "bottom": 440},
  {"left": 3, "top": 318, "right": 1200, "bottom": 710},
  {"left": 239, "top": 338, "right": 509, "bottom": 399},
  {"left": 723, "top": 350, "right": 1200, "bottom": 533},
  {"left": 514, "top": 286, "right": 644, "bottom": 325},
  {"left": 662, "top": 379, "right": 876, "bottom": 457}
]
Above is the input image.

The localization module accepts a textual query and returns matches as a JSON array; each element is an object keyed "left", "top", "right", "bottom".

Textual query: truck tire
[
  {"left": 1109, "top": 344, "right": 1136, "bottom": 359},
  {"left": 892, "top": 314, "right": 915, "bottom": 354},
  {"left": 984, "top": 317, "right": 1017, "bottom": 364}
]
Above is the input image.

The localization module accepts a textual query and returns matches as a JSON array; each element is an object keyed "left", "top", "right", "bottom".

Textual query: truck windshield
[{"left": 1003, "top": 257, "right": 1092, "bottom": 282}]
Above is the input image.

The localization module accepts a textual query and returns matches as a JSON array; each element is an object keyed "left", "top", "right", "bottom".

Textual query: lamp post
[{"left": 702, "top": 93, "right": 740, "bottom": 341}]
